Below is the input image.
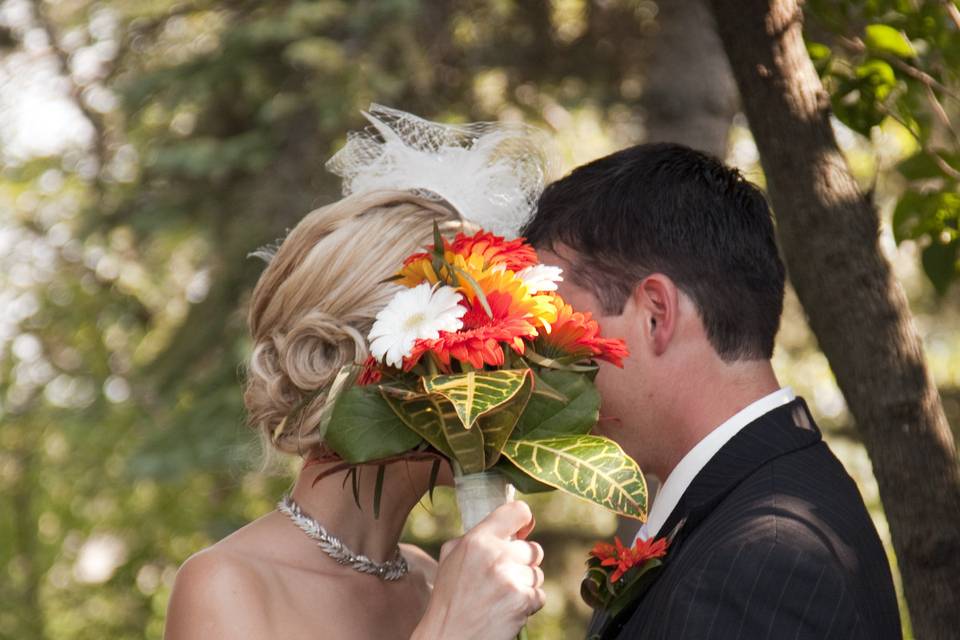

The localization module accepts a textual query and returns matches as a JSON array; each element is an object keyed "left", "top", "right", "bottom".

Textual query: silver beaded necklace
[{"left": 277, "top": 494, "right": 409, "bottom": 581}]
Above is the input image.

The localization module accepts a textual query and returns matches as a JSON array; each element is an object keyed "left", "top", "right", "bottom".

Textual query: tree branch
[
  {"left": 942, "top": 0, "right": 960, "bottom": 31},
  {"left": 29, "top": 0, "right": 109, "bottom": 171}
]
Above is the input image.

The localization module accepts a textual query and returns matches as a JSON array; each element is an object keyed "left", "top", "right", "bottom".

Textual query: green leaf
[
  {"left": 897, "top": 152, "right": 960, "bottom": 181},
  {"left": 451, "top": 265, "right": 494, "bottom": 318},
  {"left": 806, "top": 41, "right": 832, "bottom": 62},
  {"left": 606, "top": 560, "right": 665, "bottom": 618},
  {"left": 864, "top": 24, "right": 916, "bottom": 58},
  {"left": 514, "top": 370, "right": 601, "bottom": 440},
  {"left": 893, "top": 190, "right": 960, "bottom": 244},
  {"left": 501, "top": 436, "right": 648, "bottom": 520},
  {"left": 442, "top": 412, "right": 486, "bottom": 474},
  {"left": 921, "top": 239, "right": 959, "bottom": 295},
  {"left": 495, "top": 457, "right": 554, "bottom": 493},
  {"left": 855, "top": 59, "right": 896, "bottom": 100},
  {"left": 524, "top": 347, "right": 599, "bottom": 372},
  {"left": 325, "top": 385, "right": 423, "bottom": 463},
  {"left": 381, "top": 391, "right": 456, "bottom": 458},
  {"left": 477, "top": 372, "right": 534, "bottom": 467},
  {"left": 580, "top": 566, "right": 611, "bottom": 609},
  {"left": 424, "top": 370, "right": 530, "bottom": 429}
]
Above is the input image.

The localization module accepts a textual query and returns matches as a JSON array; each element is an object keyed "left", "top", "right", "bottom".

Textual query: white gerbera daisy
[
  {"left": 516, "top": 264, "right": 564, "bottom": 293},
  {"left": 368, "top": 283, "right": 466, "bottom": 368}
]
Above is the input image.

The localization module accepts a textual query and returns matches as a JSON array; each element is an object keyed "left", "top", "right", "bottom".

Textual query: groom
[{"left": 518, "top": 143, "right": 903, "bottom": 639}]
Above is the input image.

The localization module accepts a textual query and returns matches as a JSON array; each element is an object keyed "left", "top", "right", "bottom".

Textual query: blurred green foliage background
[{"left": 1, "top": 1, "right": 957, "bottom": 638}]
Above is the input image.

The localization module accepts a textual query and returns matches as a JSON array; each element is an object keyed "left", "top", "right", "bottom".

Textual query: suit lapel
[
  {"left": 658, "top": 397, "right": 821, "bottom": 548},
  {"left": 597, "top": 399, "right": 822, "bottom": 640}
]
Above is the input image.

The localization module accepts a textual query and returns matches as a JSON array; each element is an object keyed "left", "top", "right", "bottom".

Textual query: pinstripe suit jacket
[{"left": 606, "top": 398, "right": 901, "bottom": 639}]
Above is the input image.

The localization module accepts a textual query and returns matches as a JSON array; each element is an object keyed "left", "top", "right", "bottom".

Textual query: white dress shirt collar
[{"left": 636, "top": 387, "right": 796, "bottom": 542}]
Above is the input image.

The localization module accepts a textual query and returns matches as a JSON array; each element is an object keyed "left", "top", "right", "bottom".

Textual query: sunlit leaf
[
  {"left": 501, "top": 436, "right": 648, "bottom": 519},
  {"left": 864, "top": 24, "right": 916, "bottom": 58},
  {"left": 424, "top": 370, "right": 530, "bottom": 429}
]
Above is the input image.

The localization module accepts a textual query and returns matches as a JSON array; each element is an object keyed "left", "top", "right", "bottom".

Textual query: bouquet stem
[
  {"left": 454, "top": 470, "right": 526, "bottom": 639},
  {"left": 454, "top": 470, "right": 516, "bottom": 531}
]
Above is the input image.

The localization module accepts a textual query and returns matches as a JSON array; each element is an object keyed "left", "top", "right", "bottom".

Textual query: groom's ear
[{"left": 633, "top": 274, "right": 679, "bottom": 356}]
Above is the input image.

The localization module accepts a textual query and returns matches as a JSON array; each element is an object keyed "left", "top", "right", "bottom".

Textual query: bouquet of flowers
[{"left": 305, "top": 225, "right": 649, "bottom": 528}]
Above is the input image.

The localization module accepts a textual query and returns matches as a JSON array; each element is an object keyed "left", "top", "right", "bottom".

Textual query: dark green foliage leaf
[
  {"left": 514, "top": 370, "right": 601, "bottom": 440},
  {"left": 806, "top": 2, "right": 960, "bottom": 292},
  {"left": 897, "top": 152, "right": 960, "bottom": 181},
  {"left": 442, "top": 410, "right": 486, "bottom": 474},
  {"left": 325, "top": 385, "right": 423, "bottom": 463},
  {"left": 381, "top": 392, "right": 457, "bottom": 459},
  {"left": 494, "top": 457, "right": 555, "bottom": 494},
  {"left": 605, "top": 559, "right": 665, "bottom": 618},
  {"left": 893, "top": 190, "right": 960, "bottom": 243},
  {"left": 477, "top": 372, "right": 534, "bottom": 467},
  {"left": 580, "top": 565, "right": 610, "bottom": 609},
  {"left": 922, "top": 239, "right": 959, "bottom": 295}
]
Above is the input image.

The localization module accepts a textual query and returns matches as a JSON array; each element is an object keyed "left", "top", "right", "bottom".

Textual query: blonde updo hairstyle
[{"left": 244, "top": 190, "right": 463, "bottom": 456}]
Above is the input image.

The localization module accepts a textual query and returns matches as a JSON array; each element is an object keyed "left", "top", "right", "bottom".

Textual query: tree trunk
[
  {"left": 640, "top": 0, "right": 738, "bottom": 158},
  {"left": 708, "top": 1, "right": 960, "bottom": 637}
]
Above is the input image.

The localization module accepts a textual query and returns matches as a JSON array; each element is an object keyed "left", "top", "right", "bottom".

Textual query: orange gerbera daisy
[
  {"left": 405, "top": 291, "right": 538, "bottom": 370},
  {"left": 590, "top": 536, "right": 669, "bottom": 583},
  {"left": 460, "top": 262, "right": 557, "bottom": 331},
  {"left": 396, "top": 231, "right": 539, "bottom": 288},
  {"left": 536, "top": 297, "right": 629, "bottom": 367}
]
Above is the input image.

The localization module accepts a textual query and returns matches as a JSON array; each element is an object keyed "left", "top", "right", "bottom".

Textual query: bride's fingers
[
  {"left": 501, "top": 562, "right": 545, "bottom": 589},
  {"left": 526, "top": 586, "right": 547, "bottom": 615},
  {"left": 516, "top": 514, "right": 536, "bottom": 540},
  {"left": 531, "top": 565, "right": 545, "bottom": 589},
  {"left": 504, "top": 540, "right": 543, "bottom": 566}
]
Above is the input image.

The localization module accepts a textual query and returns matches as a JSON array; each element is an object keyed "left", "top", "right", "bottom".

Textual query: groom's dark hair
[{"left": 523, "top": 142, "right": 785, "bottom": 361}]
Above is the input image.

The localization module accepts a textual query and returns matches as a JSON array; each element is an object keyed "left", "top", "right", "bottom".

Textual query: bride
[{"left": 164, "top": 107, "right": 552, "bottom": 640}]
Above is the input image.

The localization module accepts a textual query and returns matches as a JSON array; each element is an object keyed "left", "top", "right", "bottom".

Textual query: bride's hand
[{"left": 412, "top": 501, "right": 545, "bottom": 640}]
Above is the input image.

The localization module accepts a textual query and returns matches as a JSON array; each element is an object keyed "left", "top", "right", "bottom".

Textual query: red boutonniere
[{"left": 581, "top": 535, "right": 670, "bottom": 631}]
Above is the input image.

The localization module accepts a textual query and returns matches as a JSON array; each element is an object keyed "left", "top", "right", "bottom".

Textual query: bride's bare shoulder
[{"left": 165, "top": 541, "right": 270, "bottom": 639}]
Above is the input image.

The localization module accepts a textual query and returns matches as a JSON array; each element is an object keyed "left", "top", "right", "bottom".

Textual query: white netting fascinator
[{"left": 326, "top": 104, "right": 558, "bottom": 238}]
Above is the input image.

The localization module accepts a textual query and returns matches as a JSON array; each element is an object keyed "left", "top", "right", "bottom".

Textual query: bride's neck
[{"left": 288, "top": 461, "right": 425, "bottom": 564}]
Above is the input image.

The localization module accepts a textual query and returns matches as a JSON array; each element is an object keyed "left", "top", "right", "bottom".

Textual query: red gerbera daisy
[
  {"left": 357, "top": 356, "right": 383, "bottom": 386},
  {"left": 590, "top": 536, "right": 669, "bottom": 583},
  {"left": 405, "top": 291, "right": 537, "bottom": 371},
  {"left": 537, "top": 297, "right": 629, "bottom": 367},
  {"left": 448, "top": 231, "right": 539, "bottom": 271}
]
